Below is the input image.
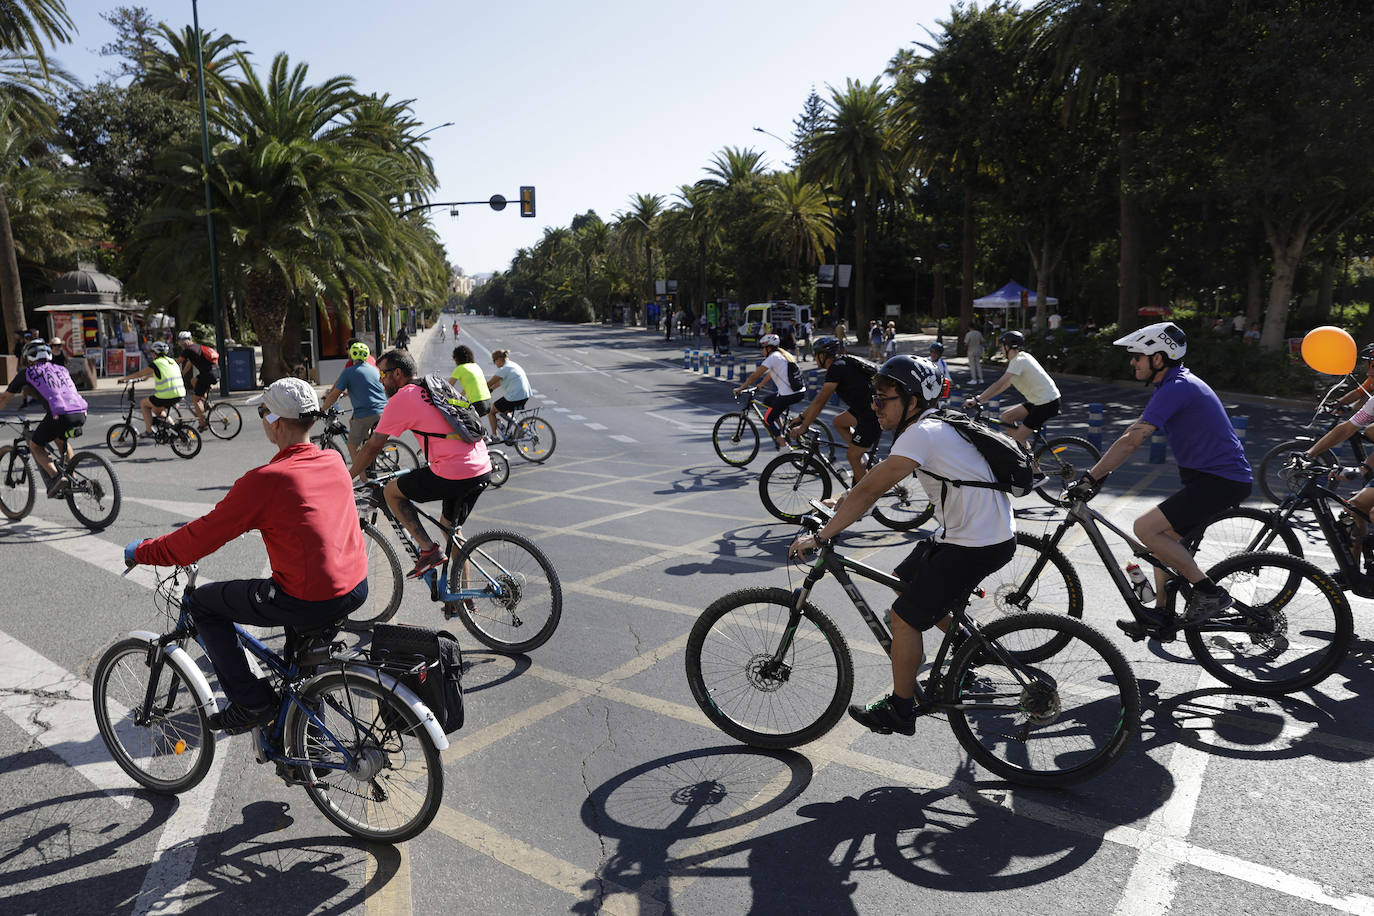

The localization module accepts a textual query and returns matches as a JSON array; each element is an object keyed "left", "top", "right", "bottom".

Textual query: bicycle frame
[{"left": 1255, "top": 473, "right": 1371, "bottom": 588}]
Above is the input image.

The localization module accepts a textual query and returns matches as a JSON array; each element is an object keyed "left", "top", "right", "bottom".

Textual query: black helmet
[
  {"left": 812, "top": 335, "right": 842, "bottom": 357},
  {"left": 999, "top": 330, "right": 1024, "bottom": 348},
  {"left": 928, "top": 341, "right": 945, "bottom": 354},
  {"left": 874, "top": 354, "right": 943, "bottom": 402}
]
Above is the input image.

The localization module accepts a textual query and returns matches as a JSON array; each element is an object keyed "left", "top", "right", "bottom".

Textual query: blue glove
[{"left": 124, "top": 538, "right": 146, "bottom": 565}]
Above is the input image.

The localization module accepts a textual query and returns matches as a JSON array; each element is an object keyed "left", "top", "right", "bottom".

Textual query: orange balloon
[{"left": 1301, "top": 326, "right": 1357, "bottom": 376}]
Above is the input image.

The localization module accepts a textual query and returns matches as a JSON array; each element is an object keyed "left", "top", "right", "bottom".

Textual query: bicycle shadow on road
[
  {"left": 653, "top": 463, "right": 754, "bottom": 497},
  {"left": 659, "top": 523, "right": 814, "bottom": 578}
]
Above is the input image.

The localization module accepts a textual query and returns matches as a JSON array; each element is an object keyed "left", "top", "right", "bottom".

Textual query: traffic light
[{"left": 520, "top": 186, "right": 536, "bottom": 218}]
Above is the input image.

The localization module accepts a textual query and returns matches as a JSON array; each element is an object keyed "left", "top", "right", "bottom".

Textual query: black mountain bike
[
  {"left": 313, "top": 407, "right": 420, "bottom": 475},
  {"left": 0, "top": 416, "right": 122, "bottom": 529},
  {"left": 684, "top": 501, "right": 1140, "bottom": 787},
  {"left": 712, "top": 387, "right": 835, "bottom": 467},
  {"left": 1255, "top": 380, "right": 1371, "bottom": 505},
  {"left": 107, "top": 381, "right": 202, "bottom": 459}
]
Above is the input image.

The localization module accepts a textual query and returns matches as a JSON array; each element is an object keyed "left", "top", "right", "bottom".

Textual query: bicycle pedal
[
  {"left": 1115, "top": 619, "right": 1154, "bottom": 641},
  {"left": 251, "top": 726, "right": 269, "bottom": 764}
]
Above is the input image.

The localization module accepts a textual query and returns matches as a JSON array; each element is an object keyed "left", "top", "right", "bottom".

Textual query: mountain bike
[
  {"left": 491, "top": 406, "right": 556, "bottom": 463},
  {"left": 684, "top": 501, "right": 1140, "bottom": 788},
  {"left": 982, "top": 481, "right": 1352, "bottom": 694},
  {"left": 92, "top": 564, "right": 446, "bottom": 843},
  {"left": 313, "top": 407, "right": 420, "bottom": 474},
  {"left": 756, "top": 428, "right": 933, "bottom": 530},
  {"left": 106, "top": 381, "right": 202, "bottom": 458},
  {"left": 1255, "top": 380, "right": 1371, "bottom": 505},
  {"left": 355, "top": 471, "right": 562, "bottom": 652},
  {"left": 712, "top": 387, "right": 836, "bottom": 467},
  {"left": 966, "top": 403, "right": 1100, "bottom": 508},
  {"left": 170, "top": 390, "right": 243, "bottom": 440},
  {"left": 0, "top": 416, "right": 121, "bottom": 529}
]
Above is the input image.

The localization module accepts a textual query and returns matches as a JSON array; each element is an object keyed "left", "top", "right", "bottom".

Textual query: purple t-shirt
[
  {"left": 1140, "top": 366, "right": 1251, "bottom": 483},
  {"left": 7, "top": 362, "right": 87, "bottom": 416}
]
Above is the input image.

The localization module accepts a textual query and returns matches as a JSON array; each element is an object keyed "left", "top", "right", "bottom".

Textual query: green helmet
[{"left": 349, "top": 341, "right": 371, "bottom": 362}]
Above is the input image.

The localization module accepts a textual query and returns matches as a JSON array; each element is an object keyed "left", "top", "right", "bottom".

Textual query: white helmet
[
  {"left": 176, "top": 330, "right": 193, "bottom": 341},
  {"left": 1114, "top": 321, "right": 1187, "bottom": 360},
  {"left": 759, "top": 333, "right": 780, "bottom": 348}
]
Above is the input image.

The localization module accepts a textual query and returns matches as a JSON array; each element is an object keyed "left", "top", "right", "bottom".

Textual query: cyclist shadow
[
  {"left": 660, "top": 523, "right": 800, "bottom": 578},
  {"left": 653, "top": 464, "right": 754, "bottom": 496}
]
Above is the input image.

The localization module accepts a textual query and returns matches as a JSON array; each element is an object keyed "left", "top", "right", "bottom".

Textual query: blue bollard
[
  {"left": 1088, "top": 402, "right": 1104, "bottom": 451},
  {"left": 1149, "top": 431, "right": 1167, "bottom": 464},
  {"left": 1232, "top": 415, "right": 1247, "bottom": 446},
  {"left": 692, "top": 350, "right": 701, "bottom": 371},
  {"left": 683, "top": 349, "right": 691, "bottom": 369},
  {"left": 714, "top": 355, "right": 722, "bottom": 378},
  {"left": 701, "top": 352, "right": 711, "bottom": 374}
]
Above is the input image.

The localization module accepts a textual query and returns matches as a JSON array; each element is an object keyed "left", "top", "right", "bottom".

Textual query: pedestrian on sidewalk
[{"left": 964, "top": 321, "right": 985, "bottom": 385}]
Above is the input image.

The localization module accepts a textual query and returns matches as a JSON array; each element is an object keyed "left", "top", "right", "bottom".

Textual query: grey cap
[{"left": 245, "top": 377, "right": 319, "bottom": 420}]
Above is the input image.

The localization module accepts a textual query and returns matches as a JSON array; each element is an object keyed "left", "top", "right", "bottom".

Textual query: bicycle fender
[
  {"left": 127, "top": 630, "right": 220, "bottom": 718},
  {"left": 298, "top": 666, "right": 450, "bottom": 752}
]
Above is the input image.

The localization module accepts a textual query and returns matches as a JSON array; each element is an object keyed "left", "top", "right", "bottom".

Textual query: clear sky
[{"left": 61, "top": 0, "right": 956, "bottom": 276}]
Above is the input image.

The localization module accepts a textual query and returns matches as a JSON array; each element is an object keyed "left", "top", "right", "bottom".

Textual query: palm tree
[
  {"left": 614, "top": 193, "right": 664, "bottom": 323},
  {"left": 666, "top": 182, "right": 720, "bottom": 319},
  {"left": 0, "top": 0, "right": 72, "bottom": 78},
  {"left": 807, "top": 78, "right": 894, "bottom": 329},
  {"left": 138, "top": 23, "right": 242, "bottom": 107},
  {"left": 757, "top": 171, "right": 835, "bottom": 302}
]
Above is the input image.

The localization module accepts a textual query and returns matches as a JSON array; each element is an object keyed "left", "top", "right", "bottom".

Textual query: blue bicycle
[{"left": 92, "top": 564, "right": 448, "bottom": 843}]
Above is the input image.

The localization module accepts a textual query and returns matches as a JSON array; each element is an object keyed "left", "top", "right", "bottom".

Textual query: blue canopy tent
[{"left": 972, "top": 281, "right": 1058, "bottom": 328}]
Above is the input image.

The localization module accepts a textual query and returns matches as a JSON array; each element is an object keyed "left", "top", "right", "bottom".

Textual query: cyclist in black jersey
[{"left": 788, "top": 335, "right": 881, "bottom": 484}]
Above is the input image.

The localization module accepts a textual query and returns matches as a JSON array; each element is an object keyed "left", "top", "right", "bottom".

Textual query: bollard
[
  {"left": 1149, "top": 431, "right": 1167, "bottom": 464},
  {"left": 1088, "top": 402, "right": 1104, "bottom": 451},
  {"left": 714, "top": 355, "right": 722, "bottom": 378},
  {"left": 683, "top": 349, "right": 691, "bottom": 369},
  {"left": 701, "top": 352, "right": 711, "bottom": 375},
  {"left": 1232, "top": 415, "right": 1247, "bottom": 446}
]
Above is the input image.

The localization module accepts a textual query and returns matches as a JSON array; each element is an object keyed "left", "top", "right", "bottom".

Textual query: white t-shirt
[
  {"left": 1004, "top": 352, "right": 1060, "bottom": 405},
  {"left": 1047, "top": 313, "right": 1062, "bottom": 330},
  {"left": 762, "top": 351, "right": 802, "bottom": 396},
  {"left": 964, "top": 329, "right": 984, "bottom": 356},
  {"left": 891, "top": 410, "right": 1014, "bottom": 546}
]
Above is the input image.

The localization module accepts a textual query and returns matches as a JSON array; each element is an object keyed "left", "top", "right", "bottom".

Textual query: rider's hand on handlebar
[
  {"left": 1066, "top": 472, "right": 1101, "bottom": 502},
  {"left": 1335, "top": 464, "right": 1373, "bottom": 483},
  {"left": 789, "top": 532, "right": 827, "bottom": 558},
  {"left": 123, "top": 538, "right": 147, "bottom": 570}
]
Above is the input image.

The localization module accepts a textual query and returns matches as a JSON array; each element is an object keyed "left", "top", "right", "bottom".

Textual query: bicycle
[
  {"left": 106, "top": 381, "right": 203, "bottom": 459},
  {"left": 91, "top": 564, "right": 447, "bottom": 843},
  {"left": 355, "top": 471, "right": 562, "bottom": 652},
  {"left": 1255, "top": 380, "right": 1372, "bottom": 505},
  {"left": 313, "top": 407, "right": 421, "bottom": 475},
  {"left": 171, "top": 389, "right": 243, "bottom": 440},
  {"left": 982, "top": 481, "right": 1352, "bottom": 694},
  {"left": 0, "top": 416, "right": 122, "bottom": 529},
  {"left": 756, "top": 428, "right": 933, "bottom": 531},
  {"left": 966, "top": 402, "right": 1100, "bottom": 508},
  {"left": 711, "top": 386, "right": 836, "bottom": 467},
  {"left": 491, "top": 405, "right": 556, "bottom": 463},
  {"left": 684, "top": 501, "right": 1140, "bottom": 787}
]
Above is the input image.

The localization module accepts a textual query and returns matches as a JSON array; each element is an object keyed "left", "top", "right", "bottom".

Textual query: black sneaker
[
  {"left": 208, "top": 700, "right": 277, "bottom": 735},
  {"left": 46, "top": 476, "right": 69, "bottom": 499},
  {"left": 1183, "top": 586, "right": 1233, "bottom": 626},
  {"left": 847, "top": 695, "right": 918, "bottom": 736}
]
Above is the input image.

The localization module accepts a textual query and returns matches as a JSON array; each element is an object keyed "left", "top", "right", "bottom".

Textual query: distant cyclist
[
  {"left": 486, "top": 348, "right": 532, "bottom": 441},
  {"left": 0, "top": 339, "right": 88, "bottom": 496},
  {"left": 175, "top": 330, "right": 220, "bottom": 430},
  {"left": 450, "top": 345, "right": 492, "bottom": 416},
  {"left": 118, "top": 340, "right": 186, "bottom": 437},
  {"left": 320, "top": 341, "right": 388, "bottom": 460},
  {"left": 1071, "top": 322, "right": 1252, "bottom": 629},
  {"left": 963, "top": 330, "right": 1060, "bottom": 447},
  {"left": 734, "top": 333, "right": 806, "bottom": 451},
  {"left": 789, "top": 335, "right": 879, "bottom": 484}
]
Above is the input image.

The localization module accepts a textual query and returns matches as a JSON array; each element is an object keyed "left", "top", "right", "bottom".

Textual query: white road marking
[
  {"left": 585, "top": 423, "right": 607, "bottom": 431},
  {"left": 607, "top": 435, "right": 637, "bottom": 443},
  {"left": 567, "top": 415, "right": 586, "bottom": 420}
]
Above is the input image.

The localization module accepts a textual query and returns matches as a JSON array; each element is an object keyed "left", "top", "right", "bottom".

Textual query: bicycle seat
[{"left": 285, "top": 624, "right": 344, "bottom": 667}]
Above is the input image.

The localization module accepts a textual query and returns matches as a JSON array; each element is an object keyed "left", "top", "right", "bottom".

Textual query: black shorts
[
  {"left": 193, "top": 371, "right": 219, "bottom": 397},
  {"left": 891, "top": 536, "right": 1017, "bottom": 630},
  {"left": 469, "top": 398, "right": 491, "bottom": 417},
  {"left": 396, "top": 466, "right": 490, "bottom": 526},
  {"left": 32, "top": 411, "right": 85, "bottom": 446},
  {"left": 150, "top": 395, "right": 181, "bottom": 408},
  {"left": 848, "top": 409, "right": 881, "bottom": 449},
  {"left": 494, "top": 397, "right": 528, "bottom": 414},
  {"left": 1021, "top": 398, "right": 1061, "bottom": 431},
  {"left": 1161, "top": 469, "right": 1253, "bottom": 537}
]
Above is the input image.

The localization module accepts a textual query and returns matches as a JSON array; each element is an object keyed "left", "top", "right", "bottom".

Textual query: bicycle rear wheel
[
  {"left": 712, "top": 412, "right": 760, "bottom": 466},
  {"left": 684, "top": 587, "right": 853, "bottom": 749},
  {"left": 205, "top": 402, "right": 243, "bottom": 439},
  {"left": 871, "top": 478, "right": 933, "bottom": 531},
  {"left": 758, "top": 452, "right": 832, "bottom": 523},
  {"left": 944, "top": 613, "right": 1139, "bottom": 787},
  {"left": 92, "top": 638, "right": 215, "bottom": 794},
  {"left": 976, "top": 532, "right": 1084, "bottom": 660},
  {"left": 1258, "top": 439, "right": 1330, "bottom": 506},
  {"left": 488, "top": 448, "right": 511, "bottom": 487},
  {"left": 514, "top": 417, "right": 556, "bottom": 463},
  {"left": 344, "top": 521, "right": 405, "bottom": 627},
  {"left": 1187, "top": 506, "right": 1303, "bottom": 574},
  {"left": 0, "top": 446, "right": 36, "bottom": 520},
  {"left": 65, "top": 451, "right": 121, "bottom": 530},
  {"left": 450, "top": 530, "right": 562, "bottom": 653},
  {"left": 286, "top": 670, "right": 443, "bottom": 843},
  {"left": 1033, "top": 436, "right": 1101, "bottom": 507},
  {"left": 373, "top": 438, "right": 420, "bottom": 474},
  {"left": 1184, "top": 551, "right": 1353, "bottom": 694}
]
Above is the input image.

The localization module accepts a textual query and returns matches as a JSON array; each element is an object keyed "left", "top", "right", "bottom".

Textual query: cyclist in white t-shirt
[
  {"left": 733, "top": 333, "right": 806, "bottom": 450},
  {"left": 963, "top": 330, "right": 1061, "bottom": 446}
]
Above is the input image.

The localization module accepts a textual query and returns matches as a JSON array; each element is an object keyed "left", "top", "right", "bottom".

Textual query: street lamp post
[{"left": 191, "top": 0, "right": 228, "bottom": 395}]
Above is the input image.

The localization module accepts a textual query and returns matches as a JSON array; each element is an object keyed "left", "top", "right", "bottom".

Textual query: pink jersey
[{"left": 375, "top": 383, "right": 491, "bottom": 480}]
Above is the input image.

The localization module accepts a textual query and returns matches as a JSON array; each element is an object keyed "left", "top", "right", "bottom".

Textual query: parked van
[{"left": 737, "top": 301, "right": 812, "bottom": 346}]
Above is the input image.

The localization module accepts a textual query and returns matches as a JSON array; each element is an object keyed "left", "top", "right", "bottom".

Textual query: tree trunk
[
  {"left": 0, "top": 189, "right": 24, "bottom": 354},
  {"left": 1244, "top": 258, "right": 1264, "bottom": 327},
  {"left": 853, "top": 199, "right": 869, "bottom": 329},
  {"left": 243, "top": 269, "right": 291, "bottom": 382},
  {"left": 959, "top": 186, "right": 975, "bottom": 347},
  {"left": 1260, "top": 220, "right": 1311, "bottom": 351}
]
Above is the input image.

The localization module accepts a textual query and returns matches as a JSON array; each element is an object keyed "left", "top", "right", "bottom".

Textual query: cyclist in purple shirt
[
  {"left": 1067, "top": 322, "right": 1252, "bottom": 629},
  {"left": 0, "top": 339, "right": 89, "bottom": 496}
]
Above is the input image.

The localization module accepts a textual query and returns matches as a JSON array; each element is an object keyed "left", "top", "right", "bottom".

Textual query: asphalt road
[{"left": 1, "top": 316, "right": 1370, "bottom": 916}]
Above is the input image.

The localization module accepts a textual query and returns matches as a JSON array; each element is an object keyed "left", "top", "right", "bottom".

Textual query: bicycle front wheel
[
  {"left": 514, "top": 417, "right": 556, "bottom": 463},
  {"left": 757, "top": 452, "right": 832, "bottom": 523},
  {"left": 286, "top": 670, "right": 443, "bottom": 843},
  {"left": 1033, "top": 436, "right": 1101, "bottom": 507},
  {"left": 977, "top": 532, "right": 1084, "bottom": 660},
  {"left": 1184, "top": 551, "right": 1353, "bottom": 694},
  {"left": 1188, "top": 506, "right": 1303, "bottom": 574},
  {"left": 945, "top": 613, "right": 1139, "bottom": 787},
  {"left": 344, "top": 521, "right": 405, "bottom": 627},
  {"left": 205, "top": 402, "right": 243, "bottom": 439},
  {"left": 105, "top": 422, "right": 138, "bottom": 457},
  {"left": 488, "top": 448, "right": 511, "bottom": 487},
  {"left": 65, "top": 451, "right": 121, "bottom": 530},
  {"left": 169, "top": 424, "right": 202, "bottom": 459},
  {"left": 812, "top": 418, "right": 837, "bottom": 463},
  {"left": 712, "top": 412, "right": 760, "bottom": 466},
  {"left": 92, "top": 638, "right": 215, "bottom": 794},
  {"left": 684, "top": 587, "right": 853, "bottom": 749},
  {"left": 450, "top": 530, "right": 562, "bottom": 653},
  {"left": 0, "top": 446, "right": 36, "bottom": 520},
  {"left": 1258, "top": 439, "right": 1330, "bottom": 506},
  {"left": 871, "top": 478, "right": 934, "bottom": 531}
]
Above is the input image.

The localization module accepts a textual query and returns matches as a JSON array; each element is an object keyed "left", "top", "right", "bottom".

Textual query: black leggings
[{"left": 762, "top": 391, "right": 804, "bottom": 438}]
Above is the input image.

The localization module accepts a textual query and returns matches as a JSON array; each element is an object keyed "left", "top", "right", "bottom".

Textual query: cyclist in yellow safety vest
[{"left": 118, "top": 339, "right": 187, "bottom": 437}]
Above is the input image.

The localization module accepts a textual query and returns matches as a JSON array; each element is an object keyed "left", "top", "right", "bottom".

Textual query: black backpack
[
  {"left": 370, "top": 623, "right": 465, "bottom": 734},
  {"left": 415, "top": 374, "right": 485, "bottom": 445},
  {"left": 785, "top": 358, "right": 805, "bottom": 392},
  {"left": 920, "top": 408, "right": 1039, "bottom": 498}
]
